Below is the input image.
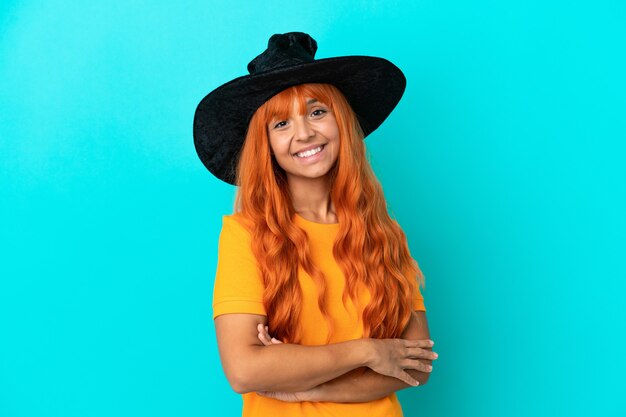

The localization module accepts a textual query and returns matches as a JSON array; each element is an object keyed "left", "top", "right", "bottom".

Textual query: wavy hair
[{"left": 234, "top": 83, "right": 425, "bottom": 343}]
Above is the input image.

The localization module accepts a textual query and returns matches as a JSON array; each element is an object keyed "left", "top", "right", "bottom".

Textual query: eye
[
  {"left": 272, "top": 120, "right": 288, "bottom": 129},
  {"left": 310, "top": 108, "right": 327, "bottom": 117}
]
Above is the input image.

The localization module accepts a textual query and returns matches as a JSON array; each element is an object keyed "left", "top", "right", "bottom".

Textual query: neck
[{"left": 287, "top": 175, "right": 337, "bottom": 223}]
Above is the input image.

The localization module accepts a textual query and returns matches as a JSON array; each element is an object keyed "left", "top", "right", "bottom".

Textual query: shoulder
[
  {"left": 216, "top": 214, "right": 262, "bottom": 269},
  {"left": 219, "top": 214, "right": 255, "bottom": 247},
  {"left": 221, "top": 213, "right": 252, "bottom": 233}
]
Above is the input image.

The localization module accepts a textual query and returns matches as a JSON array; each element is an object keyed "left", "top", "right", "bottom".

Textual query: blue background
[{"left": 1, "top": 1, "right": 624, "bottom": 416}]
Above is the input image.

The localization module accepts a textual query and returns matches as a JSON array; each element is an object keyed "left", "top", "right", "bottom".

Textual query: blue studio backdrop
[{"left": 1, "top": 1, "right": 624, "bottom": 416}]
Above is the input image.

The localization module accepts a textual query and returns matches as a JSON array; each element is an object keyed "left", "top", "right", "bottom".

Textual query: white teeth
[{"left": 296, "top": 145, "right": 323, "bottom": 158}]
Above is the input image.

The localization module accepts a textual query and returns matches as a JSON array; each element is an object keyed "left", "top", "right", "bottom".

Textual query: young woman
[{"left": 193, "top": 32, "right": 437, "bottom": 417}]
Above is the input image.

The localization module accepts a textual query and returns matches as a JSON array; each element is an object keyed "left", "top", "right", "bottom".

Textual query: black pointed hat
[{"left": 193, "top": 32, "right": 406, "bottom": 185}]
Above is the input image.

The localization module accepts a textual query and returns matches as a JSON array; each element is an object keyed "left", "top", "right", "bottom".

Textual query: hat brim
[{"left": 193, "top": 55, "right": 406, "bottom": 185}]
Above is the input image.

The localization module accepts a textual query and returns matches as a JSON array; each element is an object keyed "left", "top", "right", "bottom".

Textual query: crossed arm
[{"left": 214, "top": 310, "right": 436, "bottom": 402}]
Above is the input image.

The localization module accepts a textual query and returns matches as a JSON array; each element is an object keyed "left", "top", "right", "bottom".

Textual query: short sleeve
[
  {"left": 212, "top": 215, "right": 267, "bottom": 319},
  {"left": 412, "top": 285, "right": 426, "bottom": 312}
]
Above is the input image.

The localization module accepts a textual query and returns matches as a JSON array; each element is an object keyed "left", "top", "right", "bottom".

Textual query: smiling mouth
[{"left": 294, "top": 144, "right": 326, "bottom": 158}]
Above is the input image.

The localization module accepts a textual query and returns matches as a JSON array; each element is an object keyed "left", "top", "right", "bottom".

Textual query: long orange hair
[{"left": 234, "top": 83, "right": 425, "bottom": 343}]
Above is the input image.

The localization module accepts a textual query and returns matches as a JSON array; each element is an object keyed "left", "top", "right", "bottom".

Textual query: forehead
[{"left": 264, "top": 89, "right": 326, "bottom": 121}]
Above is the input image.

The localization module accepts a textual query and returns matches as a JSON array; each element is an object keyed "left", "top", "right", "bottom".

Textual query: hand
[
  {"left": 257, "top": 323, "right": 283, "bottom": 346},
  {"left": 257, "top": 388, "right": 319, "bottom": 402},
  {"left": 366, "top": 338, "right": 438, "bottom": 386}
]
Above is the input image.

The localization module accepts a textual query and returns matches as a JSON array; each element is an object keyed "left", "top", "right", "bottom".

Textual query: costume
[
  {"left": 198, "top": 31, "right": 429, "bottom": 416},
  {"left": 213, "top": 213, "right": 426, "bottom": 417},
  {"left": 193, "top": 32, "right": 406, "bottom": 185}
]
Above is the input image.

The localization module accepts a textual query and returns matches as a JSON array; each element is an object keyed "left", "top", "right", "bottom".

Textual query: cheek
[
  {"left": 326, "top": 124, "right": 340, "bottom": 144},
  {"left": 329, "top": 144, "right": 339, "bottom": 164},
  {"left": 268, "top": 140, "right": 292, "bottom": 170},
  {"left": 268, "top": 140, "right": 282, "bottom": 159},
  {"left": 269, "top": 134, "right": 290, "bottom": 155}
]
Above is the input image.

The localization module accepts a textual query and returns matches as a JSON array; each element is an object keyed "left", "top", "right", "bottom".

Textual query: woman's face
[{"left": 267, "top": 96, "right": 340, "bottom": 184}]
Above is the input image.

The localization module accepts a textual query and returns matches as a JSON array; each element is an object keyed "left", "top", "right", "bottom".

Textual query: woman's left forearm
[
  {"left": 290, "top": 310, "right": 434, "bottom": 403},
  {"left": 308, "top": 363, "right": 431, "bottom": 403}
]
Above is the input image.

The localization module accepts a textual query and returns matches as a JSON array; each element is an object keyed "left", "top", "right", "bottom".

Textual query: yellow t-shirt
[{"left": 213, "top": 213, "right": 426, "bottom": 417}]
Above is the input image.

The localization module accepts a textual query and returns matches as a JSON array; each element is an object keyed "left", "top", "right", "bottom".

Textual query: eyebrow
[{"left": 268, "top": 99, "right": 321, "bottom": 124}]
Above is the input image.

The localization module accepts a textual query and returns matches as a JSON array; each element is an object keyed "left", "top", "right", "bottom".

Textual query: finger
[
  {"left": 406, "top": 347, "right": 439, "bottom": 360},
  {"left": 271, "top": 337, "right": 283, "bottom": 344},
  {"left": 259, "top": 328, "right": 273, "bottom": 345},
  {"left": 257, "top": 332, "right": 272, "bottom": 346},
  {"left": 403, "top": 339, "right": 435, "bottom": 348},
  {"left": 258, "top": 391, "right": 296, "bottom": 402},
  {"left": 257, "top": 323, "right": 267, "bottom": 336},
  {"left": 396, "top": 371, "right": 419, "bottom": 387},
  {"left": 403, "top": 359, "right": 433, "bottom": 373}
]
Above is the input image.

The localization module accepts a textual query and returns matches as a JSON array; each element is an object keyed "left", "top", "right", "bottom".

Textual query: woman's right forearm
[{"left": 229, "top": 339, "right": 372, "bottom": 394}]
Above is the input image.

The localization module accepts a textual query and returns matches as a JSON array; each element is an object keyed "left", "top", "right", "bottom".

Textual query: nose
[{"left": 292, "top": 116, "right": 315, "bottom": 141}]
